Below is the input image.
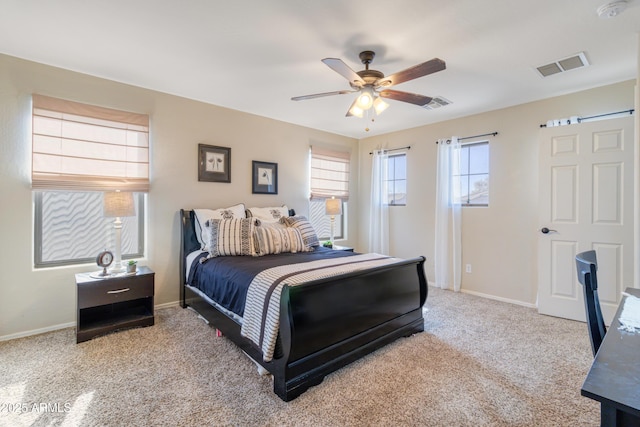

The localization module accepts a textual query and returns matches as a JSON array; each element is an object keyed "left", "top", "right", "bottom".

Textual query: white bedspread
[{"left": 240, "top": 253, "right": 401, "bottom": 362}]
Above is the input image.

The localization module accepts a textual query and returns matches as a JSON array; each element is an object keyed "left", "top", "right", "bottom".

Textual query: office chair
[{"left": 575, "top": 250, "right": 606, "bottom": 356}]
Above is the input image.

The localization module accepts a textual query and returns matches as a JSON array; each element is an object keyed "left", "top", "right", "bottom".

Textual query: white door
[{"left": 538, "top": 116, "right": 635, "bottom": 324}]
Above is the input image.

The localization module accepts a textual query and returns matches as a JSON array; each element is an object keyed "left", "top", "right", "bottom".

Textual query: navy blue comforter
[{"left": 187, "top": 247, "right": 356, "bottom": 317}]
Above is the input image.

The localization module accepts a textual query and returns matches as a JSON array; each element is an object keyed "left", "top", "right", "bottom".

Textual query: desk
[{"left": 582, "top": 287, "right": 640, "bottom": 426}]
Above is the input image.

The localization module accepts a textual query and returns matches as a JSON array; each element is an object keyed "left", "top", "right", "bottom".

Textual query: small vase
[{"left": 127, "top": 264, "right": 137, "bottom": 274}]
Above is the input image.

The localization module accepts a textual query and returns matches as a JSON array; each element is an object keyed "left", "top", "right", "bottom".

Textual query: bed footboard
[{"left": 273, "top": 256, "right": 427, "bottom": 401}]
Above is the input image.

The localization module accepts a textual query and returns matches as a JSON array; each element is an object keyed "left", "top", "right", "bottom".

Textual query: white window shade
[
  {"left": 32, "top": 95, "right": 150, "bottom": 192},
  {"left": 310, "top": 147, "right": 350, "bottom": 200}
]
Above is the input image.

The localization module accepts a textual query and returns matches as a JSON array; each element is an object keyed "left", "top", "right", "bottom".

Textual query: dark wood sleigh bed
[{"left": 179, "top": 208, "right": 428, "bottom": 401}]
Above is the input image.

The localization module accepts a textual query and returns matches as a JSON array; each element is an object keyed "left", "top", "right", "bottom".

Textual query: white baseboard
[
  {"left": 460, "top": 289, "right": 537, "bottom": 309},
  {"left": 0, "top": 301, "right": 182, "bottom": 342},
  {"left": 0, "top": 321, "right": 75, "bottom": 342},
  {"left": 156, "top": 301, "right": 180, "bottom": 310}
]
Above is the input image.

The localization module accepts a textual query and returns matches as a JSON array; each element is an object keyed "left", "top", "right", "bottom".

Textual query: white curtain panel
[
  {"left": 369, "top": 150, "right": 389, "bottom": 255},
  {"left": 434, "top": 137, "right": 462, "bottom": 291}
]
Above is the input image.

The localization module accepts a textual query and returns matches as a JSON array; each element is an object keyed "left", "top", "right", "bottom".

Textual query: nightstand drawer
[{"left": 78, "top": 274, "right": 154, "bottom": 309}]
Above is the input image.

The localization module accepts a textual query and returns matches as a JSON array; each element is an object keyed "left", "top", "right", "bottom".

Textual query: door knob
[{"left": 540, "top": 227, "right": 557, "bottom": 234}]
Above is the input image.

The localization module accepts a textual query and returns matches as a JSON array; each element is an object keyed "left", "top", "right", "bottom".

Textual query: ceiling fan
[{"left": 291, "top": 50, "right": 446, "bottom": 119}]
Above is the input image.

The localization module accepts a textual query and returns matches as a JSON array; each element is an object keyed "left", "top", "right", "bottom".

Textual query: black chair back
[{"left": 575, "top": 250, "right": 606, "bottom": 356}]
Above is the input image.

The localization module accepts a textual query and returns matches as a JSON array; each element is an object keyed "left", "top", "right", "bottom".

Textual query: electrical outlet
[{"left": 465, "top": 264, "right": 472, "bottom": 273}]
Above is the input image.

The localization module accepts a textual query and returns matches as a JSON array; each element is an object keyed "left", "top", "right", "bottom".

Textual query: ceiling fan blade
[
  {"left": 377, "top": 58, "right": 446, "bottom": 88},
  {"left": 322, "top": 58, "right": 366, "bottom": 87},
  {"left": 379, "top": 90, "right": 433, "bottom": 106},
  {"left": 291, "top": 90, "right": 356, "bottom": 101}
]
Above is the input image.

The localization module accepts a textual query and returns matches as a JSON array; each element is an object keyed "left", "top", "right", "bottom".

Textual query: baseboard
[
  {"left": 0, "top": 301, "right": 182, "bottom": 342},
  {"left": 0, "top": 321, "right": 75, "bottom": 342},
  {"left": 156, "top": 300, "right": 180, "bottom": 310},
  {"left": 460, "top": 289, "right": 537, "bottom": 309}
]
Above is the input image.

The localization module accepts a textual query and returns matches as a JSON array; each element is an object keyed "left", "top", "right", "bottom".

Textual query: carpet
[{"left": 0, "top": 287, "right": 599, "bottom": 426}]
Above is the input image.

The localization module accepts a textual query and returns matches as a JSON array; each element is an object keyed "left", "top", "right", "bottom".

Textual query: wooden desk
[{"left": 582, "top": 287, "right": 640, "bottom": 426}]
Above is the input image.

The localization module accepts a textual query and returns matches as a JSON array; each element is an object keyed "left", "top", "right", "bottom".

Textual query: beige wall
[
  {"left": 358, "top": 80, "right": 637, "bottom": 307},
  {"left": 0, "top": 51, "right": 636, "bottom": 339},
  {"left": 0, "top": 54, "right": 357, "bottom": 339}
]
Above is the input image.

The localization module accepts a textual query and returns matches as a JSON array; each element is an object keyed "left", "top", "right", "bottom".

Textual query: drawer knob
[{"left": 107, "top": 288, "right": 130, "bottom": 294}]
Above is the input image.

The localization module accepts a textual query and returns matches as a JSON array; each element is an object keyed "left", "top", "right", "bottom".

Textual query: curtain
[
  {"left": 434, "top": 137, "right": 461, "bottom": 291},
  {"left": 32, "top": 94, "right": 150, "bottom": 192},
  {"left": 369, "top": 149, "right": 389, "bottom": 254},
  {"left": 309, "top": 146, "right": 350, "bottom": 200}
]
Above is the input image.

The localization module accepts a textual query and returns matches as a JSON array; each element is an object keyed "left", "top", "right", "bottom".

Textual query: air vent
[
  {"left": 536, "top": 52, "right": 589, "bottom": 77},
  {"left": 423, "top": 96, "right": 452, "bottom": 110}
]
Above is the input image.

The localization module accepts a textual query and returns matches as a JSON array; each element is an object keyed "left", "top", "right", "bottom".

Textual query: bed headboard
[
  {"left": 179, "top": 207, "right": 297, "bottom": 298},
  {"left": 181, "top": 209, "right": 200, "bottom": 255}
]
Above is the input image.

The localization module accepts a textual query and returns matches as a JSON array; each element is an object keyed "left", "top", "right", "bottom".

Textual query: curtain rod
[
  {"left": 436, "top": 132, "right": 498, "bottom": 144},
  {"left": 369, "top": 145, "right": 411, "bottom": 155},
  {"left": 539, "top": 109, "right": 634, "bottom": 128}
]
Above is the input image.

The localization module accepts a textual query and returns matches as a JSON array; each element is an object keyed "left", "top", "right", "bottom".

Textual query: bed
[{"left": 179, "top": 208, "right": 428, "bottom": 401}]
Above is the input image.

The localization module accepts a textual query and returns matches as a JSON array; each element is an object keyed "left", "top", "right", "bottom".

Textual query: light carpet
[{"left": 0, "top": 287, "right": 599, "bottom": 426}]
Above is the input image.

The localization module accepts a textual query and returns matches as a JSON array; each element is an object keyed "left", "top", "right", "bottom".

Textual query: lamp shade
[
  {"left": 104, "top": 191, "right": 135, "bottom": 217},
  {"left": 325, "top": 198, "right": 342, "bottom": 216}
]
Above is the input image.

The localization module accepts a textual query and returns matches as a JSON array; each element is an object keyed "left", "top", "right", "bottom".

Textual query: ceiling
[{"left": 1, "top": 0, "right": 639, "bottom": 139}]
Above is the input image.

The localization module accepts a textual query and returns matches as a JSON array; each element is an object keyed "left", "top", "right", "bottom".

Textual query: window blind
[
  {"left": 32, "top": 95, "right": 150, "bottom": 192},
  {"left": 310, "top": 146, "right": 350, "bottom": 200}
]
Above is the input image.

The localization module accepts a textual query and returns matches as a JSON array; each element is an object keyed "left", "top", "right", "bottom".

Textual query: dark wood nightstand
[
  {"left": 76, "top": 266, "right": 155, "bottom": 343},
  {"left": 331, "top": 245, "right": 354, "bottom": 252}
]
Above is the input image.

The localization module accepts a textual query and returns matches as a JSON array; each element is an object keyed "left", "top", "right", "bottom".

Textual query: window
[
  {"left": 454, "top": 141, "right": 489, "bottom": 206},
  {"left": 34, "top": 192, "right": 145, "bottom": 267},
  {"left": 387, "top": 153, "right": 407, "bottom": 206},
  {"left": 32, "top": 95, "right": 149, "bottom": 267},
  {"left": 308, "top": 147, "right": 350, "bottom": 241},
  {"left": 308, "top": 199, "right": 345, "bottom": 241}
]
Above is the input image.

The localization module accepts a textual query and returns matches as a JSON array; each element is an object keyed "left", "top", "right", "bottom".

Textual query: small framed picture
[
  {"left": 198, "top": 144, "right": 231, "bottom": 183},
  {"left": 252, "top": 161, "right": 278, "bottom": 194}
]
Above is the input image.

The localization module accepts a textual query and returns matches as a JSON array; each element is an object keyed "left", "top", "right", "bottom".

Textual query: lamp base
[{"left": 109, "top": 264, "right": 126, "bottom": 274}]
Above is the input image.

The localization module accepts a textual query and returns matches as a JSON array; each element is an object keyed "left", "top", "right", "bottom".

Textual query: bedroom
[{"left": 1, "top": 0, "right": 639, "bottom": 425}]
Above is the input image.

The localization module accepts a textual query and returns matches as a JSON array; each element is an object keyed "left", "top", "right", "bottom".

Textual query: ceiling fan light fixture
[
  {"left": 347, "top": 99, "right": 364, "bottom": 118},
  {"left": 373, "top": 97, "right": 389, "bottom": 115},
  {"left": 356, "top": 88, "right": 375, "bottom": 110}
]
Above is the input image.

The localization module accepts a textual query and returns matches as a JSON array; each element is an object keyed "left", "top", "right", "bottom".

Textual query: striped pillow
[
  {"left": 194, "top": 204, "right": 246, "bottom": 251},
  {"left": 281, "top": 215, "right": 320, "bottom": 249},
  {"left": 254, "top": 222, "right": 307, "bottom": 256},
  {"left": 206, "top": 218, "right": 256, "bottom": 257}
]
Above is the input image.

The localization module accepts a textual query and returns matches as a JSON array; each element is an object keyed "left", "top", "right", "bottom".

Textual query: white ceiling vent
[
  {"left": 536, "top": 52, "right": 590, "bottom": 77},
  {"left": 423, "top": 96, "right": 452, "bottom": 110}
]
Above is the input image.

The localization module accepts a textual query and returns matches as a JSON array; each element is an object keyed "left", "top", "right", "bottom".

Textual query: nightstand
[
  {"left": 76, "top": 266, "right": 155, "bottom": 343},
  {"left": 331, "top": 245, "right": 354, "bottom": 252}
]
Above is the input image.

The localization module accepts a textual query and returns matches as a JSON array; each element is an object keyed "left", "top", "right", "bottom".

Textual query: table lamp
[
  {"left": 325, "top": 197, "right": 342, "bottom": 247},
  {"left": 104, "top": 191, "right": 135, "bottom": 273}
]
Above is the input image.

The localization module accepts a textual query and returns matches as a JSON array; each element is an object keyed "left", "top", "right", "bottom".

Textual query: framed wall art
[
  {"left": 198, "top": 144, "right": 231, "bottom": 183},
  {"left": 252, "top": 161, "right": 278, "bottom": 194}
]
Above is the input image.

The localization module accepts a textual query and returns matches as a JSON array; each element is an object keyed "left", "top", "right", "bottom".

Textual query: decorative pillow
[
  {"left": 281, "top": 215, "right": 320, "bottom": 249},
  {"left": 194, "top": 204, "right": 246, "bottom": 250},
  {"left": 254, "top": 222, "right": 307, "bottom": 256},
  {"left": 206, "top": 218, "right": 256, "bottom": 257},
  {"left": 246, "top": 205, "right": 289, "bottom": 223}
]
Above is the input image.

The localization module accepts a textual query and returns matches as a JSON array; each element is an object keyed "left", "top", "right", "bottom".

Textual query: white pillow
[
  {"left": 194, "top": 203, "right": 246, "bottom": 250},
  {"left": 246, "top": 205, "right": 289, "bottom": 223}
]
